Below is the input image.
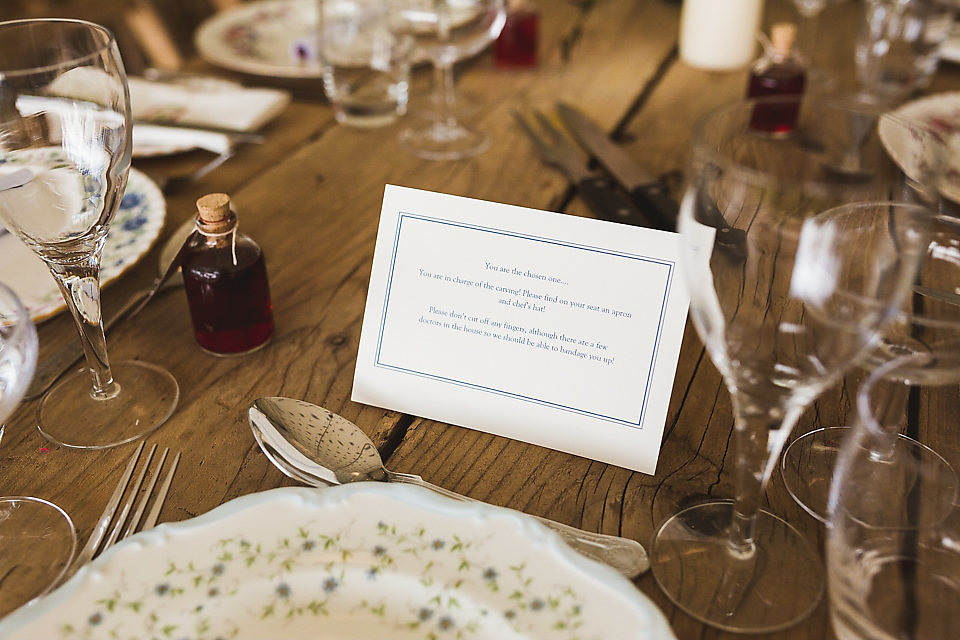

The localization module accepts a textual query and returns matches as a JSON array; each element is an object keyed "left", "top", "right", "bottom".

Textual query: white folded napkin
[
  {"left": 133, "top": 124, "right": 233, "bottom": 157},
  {"left": 128, "top": 77, "right": 290, "bottom": 133}
]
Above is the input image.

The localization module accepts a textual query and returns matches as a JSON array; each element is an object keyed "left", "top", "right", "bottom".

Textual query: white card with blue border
[{"left": 353, "top": 185, "right": 690, "bottom": 474}]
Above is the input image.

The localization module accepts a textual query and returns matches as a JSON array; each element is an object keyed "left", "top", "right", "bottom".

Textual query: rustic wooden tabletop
[{"left": 2, "top": 0, "right": 959, "bottom": 638}]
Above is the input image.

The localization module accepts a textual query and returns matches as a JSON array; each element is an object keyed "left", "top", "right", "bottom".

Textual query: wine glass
[
  {"left": 398, "top": 0, "right": 506, "bottom": 161},
  {"left": 649, "top": 96, "right": 938, "bottom": 633},
  {"left": 0, "top": 283, "right": 77, "bottom": 617},
  {"left": 827, "top": 351, "right": 960, "bottom": 640},
  {"left": 0, "top": 19, "right": 178, "bottom": 449},
  {"left": 782, "top": 207, "right": 960, "bottom": 523},
  {"left": 791, "top": 0, "right": 845, "bottom": 92}
]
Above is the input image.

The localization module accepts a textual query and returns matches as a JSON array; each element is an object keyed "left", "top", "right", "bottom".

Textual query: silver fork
[{"left": 60, "top": 442, "right": 180, "bottom": 584}]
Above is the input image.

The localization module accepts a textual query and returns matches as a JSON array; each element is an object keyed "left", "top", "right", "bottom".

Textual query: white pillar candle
[{"left": 679, "top": 0, "right": 764, "bottom": 71}]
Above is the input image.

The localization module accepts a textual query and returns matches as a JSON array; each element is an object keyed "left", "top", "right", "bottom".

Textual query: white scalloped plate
[
  {"left": 0, "top": 168, "right": 165, "bottom": 322},
  {"left": 0, "top": 483, "right": 675, "bottom": 640}
]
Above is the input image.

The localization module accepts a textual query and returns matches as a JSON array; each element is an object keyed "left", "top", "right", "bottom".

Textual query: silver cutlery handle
[{"left": 387, "top": 471, "right": 649, "bottom": 578}]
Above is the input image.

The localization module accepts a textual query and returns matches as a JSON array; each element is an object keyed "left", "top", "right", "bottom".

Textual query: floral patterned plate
[
  {"left": 879, "top": 92, "right": 960, "bottom": 203},
  {"left": 0, "top": 168, "right": 165, "bottom": 322},
  {"left": 0, "top": 483, "right": 675, "bottom": 640},
  {"left": 194, "top": 0, "right": 321, "bottom": 78}
]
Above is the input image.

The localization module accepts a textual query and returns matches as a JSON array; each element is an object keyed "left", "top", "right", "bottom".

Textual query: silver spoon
[{"left": 248, "top": 396, "right": 650, "bottom": 578}]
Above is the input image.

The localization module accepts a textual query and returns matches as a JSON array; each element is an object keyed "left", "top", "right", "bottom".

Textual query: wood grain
[{"left": 1, "top": 1, "right": 959, "bottom": 638}]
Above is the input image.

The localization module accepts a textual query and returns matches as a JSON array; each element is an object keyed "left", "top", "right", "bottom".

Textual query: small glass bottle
[
  {"left": 181, "top": 193, "right": 274, "bottom": 356},
  {"left": 494, "top": 0, "right": 538, "bottom": 69},
  {"left": 747, "top": 22, "right": 807, "bottom": 135}
]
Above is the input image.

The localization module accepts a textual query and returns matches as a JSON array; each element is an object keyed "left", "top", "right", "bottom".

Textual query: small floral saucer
[
  {"left": 0, "top": 483, "right": 676, "bottom": 640},
  {"left": 0, "top": 168, "right": 165, "bottom": 322}
]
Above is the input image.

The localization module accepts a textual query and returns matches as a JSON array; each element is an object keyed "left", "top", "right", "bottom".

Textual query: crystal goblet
[
  {"left": 0, "top": 283, "right": 76, "bottom": 617},
  {"left": 0, "top": 19, "right": 178, "bottom": 449},
  {"left": 650, "top": 96, "right": 939, "bottom": 633}
]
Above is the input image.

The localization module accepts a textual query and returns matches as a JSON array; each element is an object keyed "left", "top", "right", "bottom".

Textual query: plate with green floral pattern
[
  {"left": 0, "top": 483, "right": 675, "bottom": 640},
  {"left": 0, "top": 168, "right": 165, "bottom": 322}
]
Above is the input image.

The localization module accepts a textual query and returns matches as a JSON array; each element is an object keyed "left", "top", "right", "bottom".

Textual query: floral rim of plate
[
  {"left": 880, "top": 91, "right": 960, "bottom": 204},
  {"left": 0, "top": 483, "right": 676, "bottom": 640},
  {"left": 2, "top": 168, "right": 165, "bottom": 322},
  {"left": 194, "top": 0, "right": 321, "bottom": 79}
]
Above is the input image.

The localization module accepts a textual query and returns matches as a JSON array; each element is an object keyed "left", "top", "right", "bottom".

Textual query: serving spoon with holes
[{"left": 248, "top": 396, "right": 650, "bottom": 578}]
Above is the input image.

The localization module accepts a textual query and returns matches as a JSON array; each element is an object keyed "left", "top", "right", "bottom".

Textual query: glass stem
[
  {"left": 434, "top": 61, "right": 458, "bottom": 130},
  {"left": 728, "top": 399, "right": 804, "bottom": 557},
  {"left": 797, "top": 11, "right": 820, "bottom": 66},
  {"left": 47, "top": 256, "right": 119, "bottom": 400},
  {"left": 866, "top": 377, "right": 909, "bottom": 461}
]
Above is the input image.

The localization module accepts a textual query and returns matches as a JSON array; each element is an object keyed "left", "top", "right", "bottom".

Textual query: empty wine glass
[
  {"left": 650, "top": 96, "right": 937, "bottom": 633},
  {"left": 0, "top": 283, "right": 77, "bottom": 617},
  {"left": 827, "top": 351, "right": 960, "bottom": 640},
  {"left": 0, "top": 19, "right": 178, "bottom": 449},
  {"left": 398, "top": 0, "right": 506, "bottom": 160},
  {"left": 782, "top": 207, "right": 960, "bottom": 523}
]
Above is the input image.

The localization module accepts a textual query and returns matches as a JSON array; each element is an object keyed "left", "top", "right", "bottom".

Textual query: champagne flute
[
  {"left": 650, "top": 96, "right": 936, "bottom": 633},
  {"left": 0, "top": 19, "right": 178, "bottom": 449},
  {"left": 0, "top": 283, "right": 77, "bottom": 617},
  {"left": 398, "top": 0, "right": 506, "bottom": 160}
]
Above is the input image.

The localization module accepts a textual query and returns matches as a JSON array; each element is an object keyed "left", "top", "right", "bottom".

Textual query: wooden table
[{"left": 3, "top": 1, "right": 959, "bottom": 638}]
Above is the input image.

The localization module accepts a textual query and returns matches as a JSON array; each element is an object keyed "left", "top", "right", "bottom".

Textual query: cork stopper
[
  {"left": 770, "top": 22, "right": 797, "bottom": 55},
  {"left": 195, "top": 192, "right": 235, "bottom": 234}
]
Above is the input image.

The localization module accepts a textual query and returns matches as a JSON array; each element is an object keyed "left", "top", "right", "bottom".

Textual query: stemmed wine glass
[
  {"left": 649, "top": 96, "right": 938, "bottom": 633},
  {"left": 0, "top": 283, "right": 77, "bottom": 617},
  {"left": 0, "top": 19, "right": 178, "bottom": 449},
  {"left": 398, "top": 0, "right": 506, "bottom": 160},
  {"left": 782, "top": 206, "right": 960, "bottom": 523},
  {"left": 827, "top": 351, "right": 960, "bottom": 640}
]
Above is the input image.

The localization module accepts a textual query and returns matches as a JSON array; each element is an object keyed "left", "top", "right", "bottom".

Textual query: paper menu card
[{"left": 352, "top": 186, "right": 690, "bottom": 474}]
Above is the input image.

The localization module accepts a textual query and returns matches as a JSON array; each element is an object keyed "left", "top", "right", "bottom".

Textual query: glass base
[
  {"left": 0, "top": 497, "right": 76, "bottom": 617},
  {"left": 38, "top": 360, "right": 178, "bottom": 449},
  {"left": 399, "top": 122, "right": 490, "bottom": 161},
  {"left": 782, "top": 426, "right": 959, "bottom": 523},
  {"left": 651, "top": 500, "right": 823, "bottom": 633},
  {"left": 407, "top": 89, "right": 481, "bottom": 121}
]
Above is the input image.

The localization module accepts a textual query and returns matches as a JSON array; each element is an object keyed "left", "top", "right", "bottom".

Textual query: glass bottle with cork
[
  {"left": 494, "top": 0, "right": 539, "bottom": 69},
  {"left": 181, "top": 193, "right": 274, "bottom": 356},
  {"left": 747, "top": 22, "right": 807, "bottom": 135}
]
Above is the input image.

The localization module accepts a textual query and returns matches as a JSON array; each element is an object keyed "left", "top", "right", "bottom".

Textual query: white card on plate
[{"left": 353, "top": 186, "right": 691, "bottom": 474}]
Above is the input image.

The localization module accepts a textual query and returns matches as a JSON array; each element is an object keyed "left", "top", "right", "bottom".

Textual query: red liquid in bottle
[
  {"left": 182, "top": 236, "right": 274, "bottom": 355},
  {"left": 494, "top": 8, "right": 538, "bottom": 68},
  {"left": 747, "top": 68, "right": 806, "bottom": 135},
  {"left": 746, "top": 22, "right": 806, "bottom": 136}
]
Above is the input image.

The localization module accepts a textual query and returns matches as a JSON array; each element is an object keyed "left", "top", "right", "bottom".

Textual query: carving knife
[
  {"left": 513, "top": 110, "right": 656, "bottom": 228},
  {"left": 556, "top": 102, "right": 677, "bottom": 231},
  {"left": 557, "top": 102, "right": 748, "bottom": 255}
]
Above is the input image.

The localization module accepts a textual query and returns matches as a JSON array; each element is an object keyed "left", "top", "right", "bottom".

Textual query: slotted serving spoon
[{"left": 248, "top": 396, "right": 650, "bottom": 578}]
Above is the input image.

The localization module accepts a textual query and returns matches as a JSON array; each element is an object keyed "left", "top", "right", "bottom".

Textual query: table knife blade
[
  {"left": 556, "top": 102, "right": 677, "bottom": 231},
  {"left": 513, "top": 110, "right": 658, "bottom": 228}
]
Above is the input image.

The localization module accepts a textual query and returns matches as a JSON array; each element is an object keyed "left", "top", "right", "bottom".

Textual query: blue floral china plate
[
  {"left": 0, "top": 483, "right": 676, "bottom": 640},
  {"left": 0, "top": 168, "right": 165, "bottom": 322}
]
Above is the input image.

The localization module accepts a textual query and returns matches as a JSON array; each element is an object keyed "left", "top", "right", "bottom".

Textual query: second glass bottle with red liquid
[
  {"left": 182, "top": 193, "right": 274, "bottom": 356},
  {"left": 746, "top": 22, "right": 806, "bottom": 135}
]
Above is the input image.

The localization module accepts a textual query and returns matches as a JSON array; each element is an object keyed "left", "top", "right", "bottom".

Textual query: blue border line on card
[{"left": 374, "top": 213, "right": 674, "bottom": 429}]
